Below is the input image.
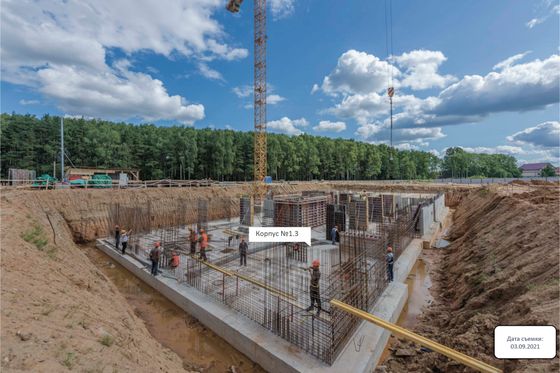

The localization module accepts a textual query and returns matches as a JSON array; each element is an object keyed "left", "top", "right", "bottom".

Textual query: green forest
[{"left": 0, "top": 113, "right": 522, "bottom": 180}]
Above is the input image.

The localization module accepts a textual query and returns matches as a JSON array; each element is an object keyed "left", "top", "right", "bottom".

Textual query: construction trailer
[{"left": 65, "top": 167, "right": 140, "bottom": 182}]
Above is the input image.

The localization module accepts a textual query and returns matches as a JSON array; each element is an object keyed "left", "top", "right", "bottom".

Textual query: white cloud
[
  {"left": 429, "top": 149, "right": 441, "bottom": 157},
  {"left": 355, "top": 122, "right": 445, "bottom": 144},
  {"left": 37, "top": 63, "right": 204, "bottom": 124},
  {"left": 198, "top": 62, "right": 224, "bottom": 81},
  {"left": 394, "top": 50, "right": 456, "bottom": 90},
  {"left": 317, "top": 50, "right": 398, "bottom": 96},
  {"left": 269, "top": 0, "right": 295, "bottom": 20},
  {"left": 526, "top": 17, "right": 545, "bottom": 28},
  {"left": 460, "top": 145, "right": 525, "bottom": 155},
  {"left": 0, "top": 0, "right": 250, "bottom": 123},
  {"left": 267, "top": 94, "right": 286, "bottom": 105},
  {"left": 452, "top": 144, "right": 558, "bottom": 164},
  {"left": 526, "top": 1, "right": 559, "bottom": 29},
  {"left": 311, "top": 84, "right": 320, "bottom": 94},
  {"left": 267, "top": 117, "right": 308, "bottom": 135},
  {"left": 392, "top": 54, "right": 560, "bottom": 128},
  {"left": 19, "top": 99, "right": 39, "bottom": 105},
  {"left": 326, "top": 92, "right": 388, "bottom": 124},
  {"left": 493, "top": 51, "right": 531, "bottom": 70},
  {"left": 507, "top": 121, "right": 560, "bottom": 148},
  {"left": 232, "top": 85, "right": 252, "bottom": 98},
  {"left": 394, "top": 143, "right": 421, "bottom": 151},
  {"left": 313, "top": 121, "right": 346, "bottom": 132},
  {"left": 315, "top": 49, "right": 454, "bottom": 97}
]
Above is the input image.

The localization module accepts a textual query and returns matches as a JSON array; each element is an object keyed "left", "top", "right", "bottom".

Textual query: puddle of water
[
  {"left": 83, "top": 244, "right": 264, "bottom": 373},
  {"left": 396, "top": 258, "right": 433, "bottom": 329},
  {"left": 378, "top": 256, "right": 433, "bottom": 363}
]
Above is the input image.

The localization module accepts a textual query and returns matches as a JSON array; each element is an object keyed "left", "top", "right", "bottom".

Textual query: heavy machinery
[{"left": 226, "top": 0, "right": 268, "bottom": 201}]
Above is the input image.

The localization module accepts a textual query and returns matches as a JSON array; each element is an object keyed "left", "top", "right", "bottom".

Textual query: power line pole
[{"left": 60, "top": 117, "right": 64, "bottom": 182}]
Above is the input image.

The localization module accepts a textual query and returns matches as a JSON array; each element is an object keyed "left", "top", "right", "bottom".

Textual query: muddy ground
[{"left": 382, "top": 185, "right": 560, "bottom": 373}]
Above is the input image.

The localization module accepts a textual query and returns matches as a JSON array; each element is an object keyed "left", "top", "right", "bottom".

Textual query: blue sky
[{"left": 1, "top": 0, "right": 559, "bottom": 164}]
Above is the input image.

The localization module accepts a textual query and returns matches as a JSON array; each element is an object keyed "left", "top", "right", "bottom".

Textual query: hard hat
[
  {"left": 312, "top": 259, "right": 320, "bottom": 267},
  {"left": 387, "top": 246, "right": 393, "bottom": 252},
  {"left": 155, "top": 242, "right": 161, "bottom": 247}
]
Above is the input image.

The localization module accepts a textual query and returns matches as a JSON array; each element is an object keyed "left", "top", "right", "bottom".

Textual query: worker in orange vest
[
  {"left": 199, "top": 229, "right": 208, "bottom": 261},
  {"left": 170, "top": 251, "right": 180, "bottom": 272}
]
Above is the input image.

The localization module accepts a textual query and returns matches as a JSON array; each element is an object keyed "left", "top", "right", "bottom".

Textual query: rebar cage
[{"left": 105, "top": 193, "right": 432, "bottom": 364}]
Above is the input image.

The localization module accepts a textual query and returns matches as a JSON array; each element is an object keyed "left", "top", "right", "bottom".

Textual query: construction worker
[
  {"left": 149, "top": 242, "right": 162, "bottom": 276},
  {"left": 199, "top": 229, "right": 208, "bottom": 261},
  {"left": 386, "top": 246, "right": 394, "bottom": 282},
  {"left": 121, "top": 229, "right": 131, "bottom": 255},
  {"left": 114, "top": 225, "right": 120, "bottom": 249},
  {"left": 189, "top": 228, "right": 198, "bottom": 255},
  {"left": 239, "top": 237, "right": 248, "bottom": 266},
  {"left": 331, "top": 225, "right": 338, "bottom": 245},
  {"left": 170, "top": 251, "right": 180, "bottom": 273},
  {"left": 306, "top": 260, "right": 321, "bottom": 316}
]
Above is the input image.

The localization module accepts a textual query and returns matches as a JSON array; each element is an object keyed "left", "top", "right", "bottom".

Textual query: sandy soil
[
  {"left": 83, "top": 244, "right": 264, "bottom": 373},
  {"left": 382, "top": 185, "right": 560, "bottom": 373},
  {"left": 0, "top": 190, "right": 191, "bottom": 372}
]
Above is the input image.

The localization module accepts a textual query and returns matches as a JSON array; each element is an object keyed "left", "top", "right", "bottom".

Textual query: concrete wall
[
  {"left": 433, "top": 194, "right": 445, "bottom": 223},
  {"left": 419, "top": 203, "right": 434, "bottom": 236}
]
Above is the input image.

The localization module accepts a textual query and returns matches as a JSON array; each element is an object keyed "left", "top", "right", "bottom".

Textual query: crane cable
[{"left": 384, "top": 0, "right": 395, "bottom": 149}]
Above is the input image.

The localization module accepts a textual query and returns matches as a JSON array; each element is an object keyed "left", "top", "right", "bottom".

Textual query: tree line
[{"left": 0, "top": 113, "right": 522, "bottom": 181}]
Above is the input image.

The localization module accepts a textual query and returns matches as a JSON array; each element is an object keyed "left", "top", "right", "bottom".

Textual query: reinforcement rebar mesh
[{"left": 106, "top": 195, "right": 429, "bottom": 365}]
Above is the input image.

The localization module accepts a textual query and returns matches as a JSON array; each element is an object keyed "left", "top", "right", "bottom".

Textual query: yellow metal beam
[{"left": 330, "top": 299, "right": 502, "bottom": 373}]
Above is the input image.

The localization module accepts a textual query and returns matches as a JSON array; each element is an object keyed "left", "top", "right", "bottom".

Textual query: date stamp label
[{"left": 494, "top": 326, "right": 557, "bottom": 359}]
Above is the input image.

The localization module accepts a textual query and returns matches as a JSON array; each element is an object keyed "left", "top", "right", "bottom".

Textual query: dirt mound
[
  {"left": 28, "top": 183, "right": 331, "bottom": 242},
  {"left": 0, "top": 190, "right": 190, "bottom": 372},
  {"left": 385, "top": 186, "right": 560, "bottom": 372}
]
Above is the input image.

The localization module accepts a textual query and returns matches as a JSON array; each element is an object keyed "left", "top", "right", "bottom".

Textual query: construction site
[
  {"left": 94, "top": 189, "right": 444, "bottom": 369},
  {"left": 1, "top": 179, "right": 558, "bottom": 373},
  {"left": 1, "top": 0, "right": 559, "bottom": 372}
]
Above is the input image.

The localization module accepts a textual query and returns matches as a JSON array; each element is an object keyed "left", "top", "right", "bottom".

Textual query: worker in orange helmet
[
  {"left": 386, "top": 245, "right": 394, "bottom": 282},
  {"left": 306, "top": 259, "right": 322, "bottom": 316}
]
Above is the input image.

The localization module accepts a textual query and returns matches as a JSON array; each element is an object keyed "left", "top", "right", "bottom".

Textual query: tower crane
[{"left": 227, "top": 0, "right": 267, "bottom": 201}]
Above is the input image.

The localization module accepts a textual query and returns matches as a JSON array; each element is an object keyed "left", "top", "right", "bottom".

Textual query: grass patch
[
  {"left": 62, "top": 352, "right": 76, "bottom": 369},
  {"left": 99, "top": 334, "right": 114, "bottom": 347},
  {"left": 477, "top": 188, "right": 490, "bottom": 197},
  {"left": 21, "top": 224, "right": 48, "bottom": 250}
]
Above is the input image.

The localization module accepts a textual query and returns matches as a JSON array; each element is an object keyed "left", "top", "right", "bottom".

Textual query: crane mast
[
  {"left": 253, "top": 0, "right": 267, "bottom": 199},
  {"left": 227, "top": 0, "right": 267, "bottom": 200}
]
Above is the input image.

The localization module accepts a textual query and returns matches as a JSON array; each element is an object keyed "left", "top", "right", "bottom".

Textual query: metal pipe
[{"left": 330, "top": 299, "right": 501, "bottom": 373}]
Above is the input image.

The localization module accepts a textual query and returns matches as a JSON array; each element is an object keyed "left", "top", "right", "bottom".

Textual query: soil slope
[
  {"left": 385, "top": 186, "right": 560, "bottom": 372},
  {"left": 1, "top": 190, "right": 191, "bottom": 372}
]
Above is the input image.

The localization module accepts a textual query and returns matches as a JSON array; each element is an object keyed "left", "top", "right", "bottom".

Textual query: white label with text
[
  {"left": 494, "top": 326, "right": 556, "bottom": 359},
  {"left": 249, "top": 227, "right": 311, "bottom": 247}
]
